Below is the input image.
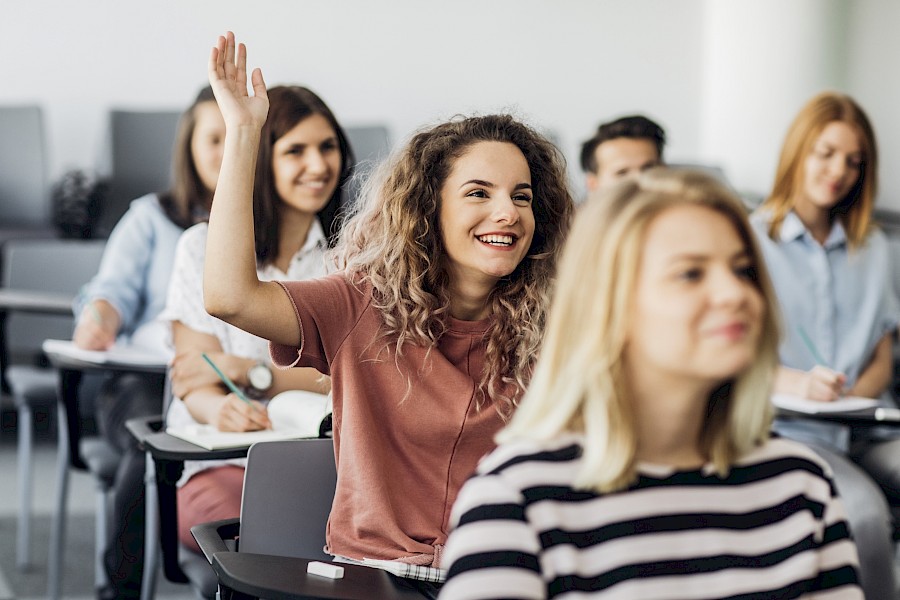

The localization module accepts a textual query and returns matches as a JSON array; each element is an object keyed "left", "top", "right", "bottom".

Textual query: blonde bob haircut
[
  {"left": 762, "top": 91, "right": 878, "bottom": 248},
  {"left": 499, "top": 169, "right": 781, "bottom": 493}
]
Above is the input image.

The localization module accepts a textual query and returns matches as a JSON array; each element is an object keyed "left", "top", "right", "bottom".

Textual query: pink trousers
[{"left": 177, "top": 465, "right": 245, "bottom": 552}]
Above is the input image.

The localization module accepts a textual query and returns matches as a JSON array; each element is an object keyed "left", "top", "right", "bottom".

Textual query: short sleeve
[{"left": 269, "top": 274, "right": 371, "bottom": 375}]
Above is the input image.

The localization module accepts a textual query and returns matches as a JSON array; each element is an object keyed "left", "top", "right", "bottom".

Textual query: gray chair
[
  {"left": 191, "top": 439, "right": 337, "bottom": 597},
  {"left": 96, "top": 109, "right": 181, "bottom": 237},
  {"left": 0, "top": 105, "right": 49, "bottom": 228},
  {"left": 344, "top": 124, "right": 392, "bottom": 205},
  {"left": 1, "top": 238, "right": 108, "bottom": 591}
]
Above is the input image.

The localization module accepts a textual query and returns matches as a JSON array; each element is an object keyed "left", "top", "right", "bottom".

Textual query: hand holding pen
[
  {"left": 201, "top": 353, "right": 271, "bottom": 431},
  {"left": 797, "top": 327, "right": 847, "bottom": 402}
]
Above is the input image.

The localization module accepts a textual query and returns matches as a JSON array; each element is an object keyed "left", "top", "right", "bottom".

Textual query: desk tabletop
[
  {"left": 0, "top": 288, "right": 73, "bottom": 314},
  {"left": 777, "top": 406, "right": 900, "bottom": 426},
  {"left": 212, "top": 553, "right": 425, "bottom": 600},
  {"left": 43, "top": 339, "right": 167, "bottom": 375},
  {"left": 143, "top": 431, "right": 250, "bottom": 462}
]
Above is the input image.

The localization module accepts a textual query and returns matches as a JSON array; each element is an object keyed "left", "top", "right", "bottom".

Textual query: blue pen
[{"left": 201, "top": 352, "right": 252, "bottom": 405}]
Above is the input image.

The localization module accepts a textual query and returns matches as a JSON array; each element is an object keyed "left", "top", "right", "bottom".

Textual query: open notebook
[{"left": 167, "top": 390, "right": 332, "bottom": 450}]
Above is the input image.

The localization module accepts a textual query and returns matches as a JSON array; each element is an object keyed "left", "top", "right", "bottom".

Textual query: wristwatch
[{"left": 246, "top": 362, "right": 274, "bottom": 397}]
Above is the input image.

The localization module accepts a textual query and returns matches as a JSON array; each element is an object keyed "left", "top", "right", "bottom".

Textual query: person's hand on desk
[
  {"left": 170, "top": 350, "right": 254, "bottom": 399},
  {"left": 73, "top": 299, "right": 120, "bottom": 350},
  {"left": 776, "top": 365, "right": 847, "bottom": 402},
  {"left": 216, "top": 393, "right": 271, "bottom": 432}
]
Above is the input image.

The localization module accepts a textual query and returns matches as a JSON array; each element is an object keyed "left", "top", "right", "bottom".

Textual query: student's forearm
[
  {"left": 849, "top": 334, "right": 893, "bottom": 398},
  {"left": 183, "top": 385, "right": 229, "bottom": 425}
]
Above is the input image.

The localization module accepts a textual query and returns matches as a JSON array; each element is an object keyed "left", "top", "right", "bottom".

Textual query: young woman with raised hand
[
  {"left": 750, "top": 91, "right": 900, "bottom": 600},
  {"left": 162, "top": 83, "right": 354, "bottom": 555},
  {"left": 440, "top": 170, "right": 862, "bottom": 599},
  {"left": 202, "top": 32, "right": 572, "bottom": 596},
  {"left": 71, "top": 85, "right": 223, "bottom": 600}
]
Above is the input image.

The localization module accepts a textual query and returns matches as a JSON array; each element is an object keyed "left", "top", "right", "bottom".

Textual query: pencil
[
  {"left": 201, "top": 352, "right": 252, "bottom": 405},
  {"left": 797, "top": 326, "right": 828, "bottom": 367}
]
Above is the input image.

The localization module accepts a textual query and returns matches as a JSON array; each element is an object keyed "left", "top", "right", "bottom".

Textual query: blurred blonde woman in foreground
[{"left": 441, "top": 169, "right": 862, "bottom": 599}]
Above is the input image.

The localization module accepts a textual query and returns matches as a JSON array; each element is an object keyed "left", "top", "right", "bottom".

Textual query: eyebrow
[
  {"left": 459, "top": 179, "right": 532, "bottom": 191},
  {"left": 668, "top": 249, "right": 751, "bottom": 262},
  {"left": 816, "top": 142, "right": 862, "bottom": 157}
]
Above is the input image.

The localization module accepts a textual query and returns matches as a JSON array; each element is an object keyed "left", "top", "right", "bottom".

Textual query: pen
[
  {"left": 797, "top": 326, "right": 828, "bottom": 367},
  {"left": 87, "top": 302, "right": 103, "bottom": 326},
  {"left": 201, "top": 352, "right": 252, "bottom": 405}
]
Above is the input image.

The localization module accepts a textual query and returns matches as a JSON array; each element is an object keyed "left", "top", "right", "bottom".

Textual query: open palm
[{"left": 208, "top": 31, "right": 269, "bottom": 131}]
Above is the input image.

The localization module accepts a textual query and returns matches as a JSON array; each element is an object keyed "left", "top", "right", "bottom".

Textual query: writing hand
[
  {"left": 208, "top": 31, "right": 269, "bottom": 131},
  {"left": 802, "top": 365, "right": 847, "bottom": 402},
  {"left": 72, "top": 301, "right": 118, "bottom": 350},
  {"left": 215, "top": 394, "right": 271, "bottom": 432}
]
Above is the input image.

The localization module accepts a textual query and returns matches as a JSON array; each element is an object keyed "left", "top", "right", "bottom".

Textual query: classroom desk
[
  {"left": 776, "top": 406, "right": 900, "bottom": 427},
  {"left": 211, "top": 552, "right": 425, "bottom": 600},
  {"left": 125, "top": 419, "right": 252, "bottom": 596},
  {"left": 42, "top": 343, "right": 167, "bottom": 600}
]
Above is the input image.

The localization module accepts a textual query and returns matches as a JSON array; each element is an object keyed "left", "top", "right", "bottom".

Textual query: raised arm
[{"left": 203, "top": 31, "right": 300, "bottom": 346}]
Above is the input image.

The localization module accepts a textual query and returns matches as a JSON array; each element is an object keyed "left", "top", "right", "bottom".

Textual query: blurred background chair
[
  {"left": 0, "top": 105, "right": 52, "bottom": 231},
  {"left": 95, "top": 109, "right": 181, "bottom": 237},
  {"left": 343, "top": 124, "right": 392, "bottom": 205},
  {"left": 0, "top": 238, "right": 105, "bottom": 581}
]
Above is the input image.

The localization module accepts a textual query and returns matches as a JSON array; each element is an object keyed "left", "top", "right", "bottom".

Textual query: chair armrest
[
  {"left": 125, "top": 414, "right": 164, "bottom": 447},
  {"left": 191, "top": 518, "right": 240, "bottom": 564}
]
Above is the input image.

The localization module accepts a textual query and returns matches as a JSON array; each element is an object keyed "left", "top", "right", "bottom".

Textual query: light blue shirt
[
  {"left": 750, "top": 209, "right": 899, "bottom": 449},
  {"left": 73, "top": 194, "right": 186, "bottom": 350}
]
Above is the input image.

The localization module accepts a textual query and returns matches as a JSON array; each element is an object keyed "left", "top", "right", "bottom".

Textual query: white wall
[
  {"left": 3, "top": 0, "right": 898, "bottom": 207},
  {"left": 1, "top": 0, "right": 704, "bottom": 198}
]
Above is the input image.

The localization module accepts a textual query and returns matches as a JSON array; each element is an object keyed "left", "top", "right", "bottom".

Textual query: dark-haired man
[{"left": 580, "top": 115, "right": 666, "bottom": 192}]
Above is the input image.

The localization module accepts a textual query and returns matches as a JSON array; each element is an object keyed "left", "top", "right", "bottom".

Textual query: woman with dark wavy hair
[{"left": 202, "top": 32, "right": 572, "bottom": 596}]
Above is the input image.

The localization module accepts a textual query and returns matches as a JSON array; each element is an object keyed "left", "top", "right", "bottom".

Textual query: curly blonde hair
[{"left": 333, "top": 114, "right": 573, "bottom": 416}]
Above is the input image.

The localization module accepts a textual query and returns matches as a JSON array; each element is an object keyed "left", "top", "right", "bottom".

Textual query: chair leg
[
  {"left": 47, "top": 401, "right": 70, "bottom": 600},
  {"left": 15, "top": 401, "right": 33, "bottom": 571},
  {"left": 141, "top": 452, "right": 160, "bottom": 600},
  {"left": 95, "top": 485, "right": 111, "bottom": 590}
]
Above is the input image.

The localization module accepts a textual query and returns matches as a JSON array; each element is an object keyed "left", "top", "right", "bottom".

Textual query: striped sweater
[{"left": 440, "top": 436, "right": 861, "bottom": 599}]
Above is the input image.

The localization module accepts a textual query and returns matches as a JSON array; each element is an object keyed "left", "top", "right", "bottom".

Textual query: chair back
[
  {"left": 238, "top": 439, "right": 337, "bottom": 559},
  {"left": 0, "top": 105, "right": 48, "bottom": 227},
  {"left": 343, "top": 125, "right": 391, "bottom": 205},
  {"left": 2, "top": 238, "right": 106, "bottom": 363},
  {"left": 97, "top": 109, "right": 181, "bottom": 236}
]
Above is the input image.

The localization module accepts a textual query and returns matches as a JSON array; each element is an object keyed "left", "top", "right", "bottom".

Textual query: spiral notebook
[{"left": 167, "top": 390, "right": 332, "bottom": 450}]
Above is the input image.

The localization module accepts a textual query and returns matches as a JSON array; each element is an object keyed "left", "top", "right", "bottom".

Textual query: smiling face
[
  {"left": 798, "top": 120, "right": 863, "bottom": 215},
  {"left": 190, "top": 101, "right": 226, "bottom": 193},
  {"left": 271, "top": 113, "right": 342, "bottom": 215},
  {"left": 439, "top": 141, "right": 536, "bottom": 297},
  {"left": 588, "top": 137, "right": 661, "bottom": 192},
  {"left": 625, "top": 204, "right": 764, "bottom": 389}
]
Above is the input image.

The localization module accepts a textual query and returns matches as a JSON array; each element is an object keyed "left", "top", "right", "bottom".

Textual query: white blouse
[{"left": 161, "top": 220, "right": 328, "bottom": 485}]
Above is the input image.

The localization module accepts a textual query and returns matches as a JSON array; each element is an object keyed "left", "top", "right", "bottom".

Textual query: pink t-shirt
[{"left": 271, "top": 274, "right": 508, "bottom": 566}]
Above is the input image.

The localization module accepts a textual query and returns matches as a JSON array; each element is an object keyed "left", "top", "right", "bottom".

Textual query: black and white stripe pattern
[{"left": 440, "top": 436, "right": 861, "bottom": 599}]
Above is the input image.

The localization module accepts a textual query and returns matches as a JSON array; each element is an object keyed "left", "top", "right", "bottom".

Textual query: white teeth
[
  {"left": 477, "top": 234, "right": 514, "bottom": 246},
  {"left": 299, "top": 180, "right": 326, "bottom": 189}
]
